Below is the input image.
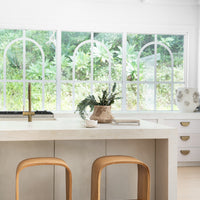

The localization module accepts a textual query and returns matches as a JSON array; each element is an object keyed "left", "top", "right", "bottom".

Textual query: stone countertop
[{"left": 0, "top": 118, "right": 176, "bottom": 141}]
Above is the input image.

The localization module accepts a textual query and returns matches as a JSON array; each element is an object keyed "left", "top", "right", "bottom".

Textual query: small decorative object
[
  {"left": 175, "top": 87, "right": 200, "bottom": 112},
  {"left": 112, "top": 119, "right": 140, "bottom": 126},
  {"left": 75, "top": 83, "right": 121, "bottom": 123},
  {"left": 85, "top": 119, "right": 98, "bottom": 128}
]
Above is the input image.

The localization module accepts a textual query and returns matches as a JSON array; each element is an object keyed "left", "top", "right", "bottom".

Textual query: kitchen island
[{"left": 0, "top": 118, "right": 177, "bottom": 200}]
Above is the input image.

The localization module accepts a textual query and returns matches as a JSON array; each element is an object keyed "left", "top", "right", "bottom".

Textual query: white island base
[{"left": 0, "top": 119, "right": 177, "bottom": 200}]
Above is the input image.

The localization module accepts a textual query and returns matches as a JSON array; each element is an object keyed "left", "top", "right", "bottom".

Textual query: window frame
[{"left": 0, "top": 29, "right": 187, "bottom": 112}]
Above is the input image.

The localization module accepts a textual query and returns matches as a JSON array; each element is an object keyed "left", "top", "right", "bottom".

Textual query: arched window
[
  {"left": 72, "top": 39, "right": 112, "bottom": 110},
  {"left": 126, "top": 34, "right": 184, "bottom": 111},
  {"left": 1, "top": 30, "right": 56, "bottom": 111},
  {"left": 0, "top": 30, "right": 185, "bottom": 111}
]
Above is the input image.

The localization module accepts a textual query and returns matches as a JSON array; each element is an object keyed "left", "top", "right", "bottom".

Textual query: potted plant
[{"left": 75, "top": 83, "right": 121, "bottom": 123}]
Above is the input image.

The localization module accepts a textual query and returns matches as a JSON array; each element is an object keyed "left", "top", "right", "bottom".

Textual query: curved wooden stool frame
[
  {"left": 91, "top": 155, "right": 150, "bottom": 200},
  {"left": 16, "top": 157, "right": 72, "bottom": 200}
]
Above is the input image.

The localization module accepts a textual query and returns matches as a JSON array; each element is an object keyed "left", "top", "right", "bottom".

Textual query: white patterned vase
[{"left": 175, "top": 87, "right": 199, "bottom": 112}]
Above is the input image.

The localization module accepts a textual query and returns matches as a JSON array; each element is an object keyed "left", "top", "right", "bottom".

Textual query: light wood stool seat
[
  {"left": 16, "top": 157, "right": 72, "bottom": 200},
  {"left": 91, "top": 155, "right": 150, "bottom": 200}
]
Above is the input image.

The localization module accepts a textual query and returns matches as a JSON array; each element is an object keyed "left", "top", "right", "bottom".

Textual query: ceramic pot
[
  {"left": 175, "top": 87, "right": 199, "bottom": 112},
  {"left": 90, "top": 105, "right": 113, "bottom": 123}
]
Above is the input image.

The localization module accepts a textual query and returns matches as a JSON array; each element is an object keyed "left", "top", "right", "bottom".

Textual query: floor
[{"left": 177, "top": 167, "right": 200, "bottom": 200}]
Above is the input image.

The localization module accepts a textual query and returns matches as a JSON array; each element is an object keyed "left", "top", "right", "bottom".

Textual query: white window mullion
[
  {"left": 154, "top": 35, "right": 157, "bottom": 110},
  {"left": 91, "top": 32, "right": 94, "bottom": 95},
  {"left": 122, "top": 32, "right": 127, "bottom": 111},
  {"left": 137, "top": 49, "right": 140, "bottom": 111},
  {"left": 171, "top": 49, "right": 174, "bottom": 110},
  {"left": 184, "top": 34, "right": 189, "bottom": 87},
  {"left": 108, "top": 44, "right": 112, "bottom": 93},
  {"left": 56, "top": 30, "right": 62, "bottom": 110},
  {"left": 42, "top": 39, "right": 45, "bottom": 110},
  {"left": 3, "top": 52, "right": 6, "bottom": 110},
  {"left": 23, "top": 30, "right": 26, "bottom": 110},
  {"left": 72, "top": 48, "right": 76, "bottom": 111}
]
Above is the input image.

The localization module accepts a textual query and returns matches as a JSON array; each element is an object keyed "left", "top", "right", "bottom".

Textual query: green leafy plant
[{"left": 75, "top": 83, "right": 121, "bottom": 119}]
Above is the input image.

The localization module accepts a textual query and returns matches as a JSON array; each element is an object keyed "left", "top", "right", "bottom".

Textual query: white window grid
[
  {"left": 1, "top": 30, "right": 185, "bottom": 111},
  {"left": 2, "top": 30, "right": 56, "bottom": 110},
  {"left": 136, "top": 35, "right": 174, "bottom": 111}
]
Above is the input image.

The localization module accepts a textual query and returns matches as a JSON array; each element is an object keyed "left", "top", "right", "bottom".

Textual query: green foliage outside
[{"left": 0, "top": 30, "right": 184, "bottom": 111}]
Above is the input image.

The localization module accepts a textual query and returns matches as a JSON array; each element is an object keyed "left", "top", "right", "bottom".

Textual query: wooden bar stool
[
  {"left": 16, "top": 157, "right": 72, "bottom": 200},
  {"left": 91, "top": 155, "right": 150, "bottom": 200}
]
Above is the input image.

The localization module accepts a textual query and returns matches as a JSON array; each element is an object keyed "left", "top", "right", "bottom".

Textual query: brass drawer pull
[
  {"left": 180, "top": 122, "right": 190, "bottom": 127},
  {"left": 180, "top": 136, "right": 190, "bottom": 141},
  {"left": 180, "top": 150, "right": 190, "bottom": 155}
]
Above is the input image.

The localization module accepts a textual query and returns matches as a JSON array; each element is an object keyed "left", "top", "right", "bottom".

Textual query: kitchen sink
[{"left": 0, "top": 111, "right": 55, "bottom": 120}]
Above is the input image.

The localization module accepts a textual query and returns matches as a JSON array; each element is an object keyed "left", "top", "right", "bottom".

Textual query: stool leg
[
  {"left": 16, "top": 172, "right": 19, "bottom": 200},
  {"left": 137, "top": 165, "right": 150, "bottom": 200},
  {"left": 91, "top": 167, "right": 101, "bottom": 200},
  {"left": 66, "top": 168, "right": 72, "bottom": 200}
]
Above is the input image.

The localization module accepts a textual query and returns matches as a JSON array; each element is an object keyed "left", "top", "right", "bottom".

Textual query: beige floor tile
[{"left": 178, "top": 167, "right": 200, "bottom": 200}]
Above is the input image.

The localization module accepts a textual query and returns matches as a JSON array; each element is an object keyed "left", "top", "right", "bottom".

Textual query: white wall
[{"left": 0, "top": 0, "right": 198, "bottom": 87}]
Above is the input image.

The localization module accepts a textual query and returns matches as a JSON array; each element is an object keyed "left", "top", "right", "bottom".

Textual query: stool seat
[
  {"left": 91, "top": 155, "right": 150, "bottom": 200},
  {"left": 16, "top": 157, "right": 70, "bottom": 172},
  {"left": 16, "top": 157, "right": 72, "bottom": 200},
  {"left": 92, "top": 155, "right": 148, "bottom": 170}
]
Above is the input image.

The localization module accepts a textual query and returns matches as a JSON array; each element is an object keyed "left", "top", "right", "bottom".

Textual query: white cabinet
[{"left": 161, "top": 119, "right": 200, "bottom": 164}]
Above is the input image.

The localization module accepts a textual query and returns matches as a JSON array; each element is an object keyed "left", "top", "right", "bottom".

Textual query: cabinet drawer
[
  {"left": 178, "top": 148, "right": 200, "bottom": 162},
  {"left": 163, "top": 119, "right": 200, "bottom": 130},
  {"left": 178, "top": 134, "right": 200, "bottom": 147}
]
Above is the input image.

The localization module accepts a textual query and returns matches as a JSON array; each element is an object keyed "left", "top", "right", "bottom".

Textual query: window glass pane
[
  {"left": 75, "top": 83, "right": 90, "bottom": 107},
  {"left": 27, "top": 83, "right": 42, "bottom": 111},
  {"left": 139, "top": 45, "right": 155, "bottom": 81},
  {"left": 6, "top": 82, "right": 23, "bottom": 110},
  {"left": 174, "top": 83, "right": 185, "bottom": 110},
  {"left": 61, "top": 83, "right": 73, "bottom": 110},
  {"left": 127, "top": 34, "right": 154, "bottom": 51},
  {"left": 26, "top": 30, "right": 56, "bottom": 80},
  {"left": 0, "top": 29, "right": 23, "bottom": 80},
  {"left": 156, "top": 45, "right": 172, "bottom": 82},
  {"left": 139, "top": 84, "right": 154, "bottom": 110},
  {"left": 94, "top": 33, "right": 122, "bottom": 81},
  {"left": 93, "top": 83, "right": 109, "bottom": 100},
  {"left": 158, "top": 35, "right": 184, "bottom": 82},
  {"left": 0, "top": 83, "right": 3, "bottom": 109},
  {"left": 75, "top": 43, "right": 91, "bottom": 80},
  {"left": 6, "top": 40, "right": 23, "bottom": 80},
  {"left": 127, "top": 34, "right": 154, "bottom": 81},
  {"left": 45, "top": 83, "right": 56, "bottom": 110},
  {"left": 126, "top": 84, "right": 137, "bottom": 110},
  {"left": 93, "top": 42, "right": 109, "bottom": 81},
  {"left": 74, "top": 43, "right": 91, "bottom": 80},
  {"left": 156, "top": 84, "right": 171, "bottom": 110},
  {"left": 111, "top": 83, "right": 122, "bottom": 110},
  {"left": 26, "top": 41, "right": 43, "bottom": 80},
  {"left": 61, "top": 32, "right": 90, "bottom": 80}
]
